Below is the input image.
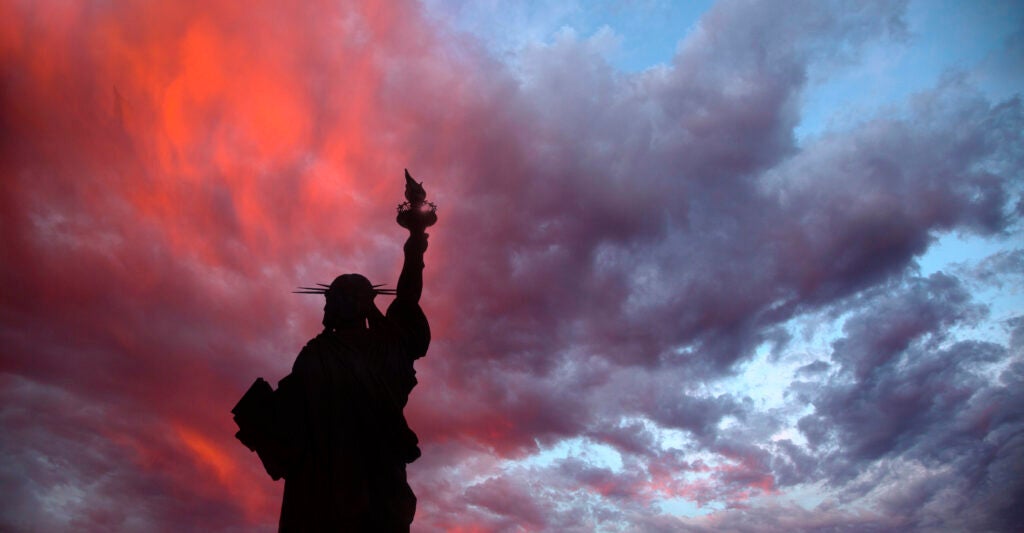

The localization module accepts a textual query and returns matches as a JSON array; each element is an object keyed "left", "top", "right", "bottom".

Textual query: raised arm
[
  {"left": 395, "top": 230, "right": 427, "bottom": 305},
  {"left": 387, "top": 170, "right": 435, "bottom": 358}
]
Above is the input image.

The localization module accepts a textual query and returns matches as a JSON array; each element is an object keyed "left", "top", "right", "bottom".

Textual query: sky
[{"left": 1, "top": 0, "right": 1022, "bottom": 531}]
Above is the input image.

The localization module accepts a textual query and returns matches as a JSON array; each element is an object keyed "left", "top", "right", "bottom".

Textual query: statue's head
[
  {"left": 294, "top": 275, "right": 395, "bottom": 330},
  {"left": 322, "top": 274, "right": 375, "bottom": 329}
]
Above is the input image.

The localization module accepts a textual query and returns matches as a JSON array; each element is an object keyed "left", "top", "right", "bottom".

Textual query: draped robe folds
[{"left": 276, "top": 298, "right": 429, "bottom": 532}]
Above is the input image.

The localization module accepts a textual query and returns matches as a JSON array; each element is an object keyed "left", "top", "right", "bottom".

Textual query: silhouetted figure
[{"left": 233, "top": 170, "right": 436, "bottom": 532}]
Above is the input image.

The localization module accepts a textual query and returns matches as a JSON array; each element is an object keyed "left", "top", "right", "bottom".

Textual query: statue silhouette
[{"left": 233, "top": 170, "right": 436, "bottom": 532}]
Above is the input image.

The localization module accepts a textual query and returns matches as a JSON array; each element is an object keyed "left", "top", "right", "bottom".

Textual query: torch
[{"left": 396, "top": 168, "right": 438, "bottom": 232}]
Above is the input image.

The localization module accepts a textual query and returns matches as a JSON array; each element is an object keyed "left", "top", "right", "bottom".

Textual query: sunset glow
[{"left": 2, "top": 0, "right": 1022, "bottom": 531}]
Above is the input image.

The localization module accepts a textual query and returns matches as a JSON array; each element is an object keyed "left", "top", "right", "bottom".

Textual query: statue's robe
[{"left": 276, "top": 299, "right": 429, "bottom": 532}]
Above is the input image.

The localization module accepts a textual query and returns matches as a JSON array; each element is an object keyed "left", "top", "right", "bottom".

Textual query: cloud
[
  {"left": 956, "top": 248, "right": 1024, "bottom": 290},
  {"left": 1, "top": 0, "right": 1021, "bottom": 531},
  {"left": 788, "top": 275, "right": 1022, "bottom": 529}
]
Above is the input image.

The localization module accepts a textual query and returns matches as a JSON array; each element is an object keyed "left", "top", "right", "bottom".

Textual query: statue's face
[
  {"left": 322, "top": 274, "right": 373, "bottom": 329},
  {"left": 323, "top": 291, "right": 358, "bottom": 328}
]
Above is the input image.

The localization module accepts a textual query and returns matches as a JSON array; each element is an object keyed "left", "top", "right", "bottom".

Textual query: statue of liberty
[{"left": 233, "top": 170, "right": 437, "bottom": 532}]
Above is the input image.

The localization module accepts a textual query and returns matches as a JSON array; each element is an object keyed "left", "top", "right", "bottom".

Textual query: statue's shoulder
[
  {"left": 303, "top": 331, "right": 333, "bottom": 350},
  {"left": 292, "top": 331, "right": 332, "bottom": 372}
]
